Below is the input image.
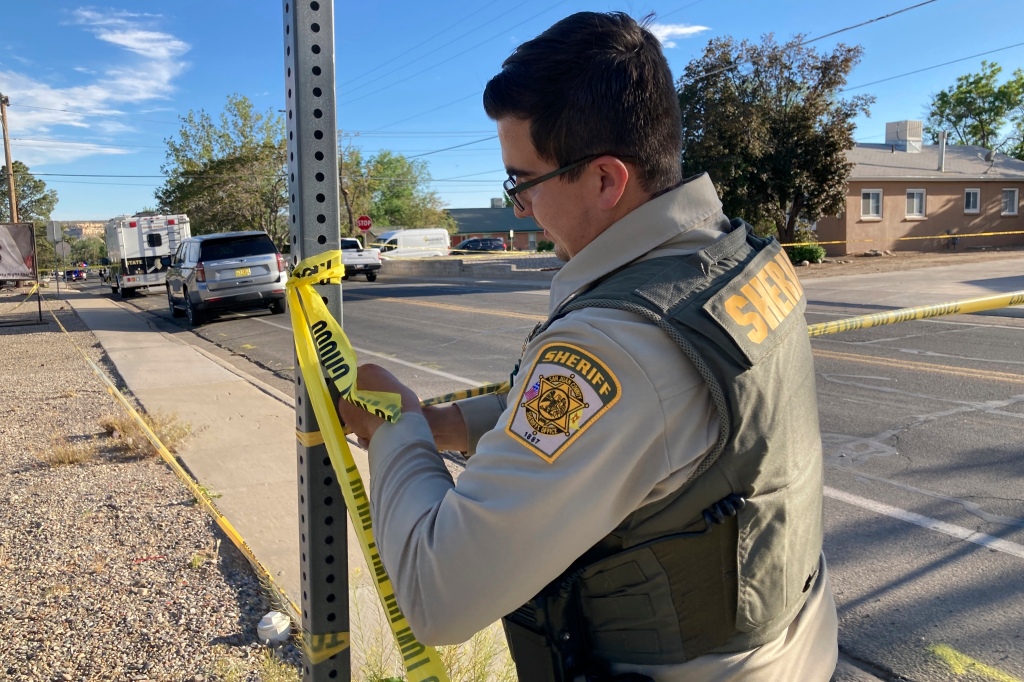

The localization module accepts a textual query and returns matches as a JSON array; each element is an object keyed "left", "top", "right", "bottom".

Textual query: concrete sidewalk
[{"left": 64, "top": 289, "right": 314, "bottom": 605}]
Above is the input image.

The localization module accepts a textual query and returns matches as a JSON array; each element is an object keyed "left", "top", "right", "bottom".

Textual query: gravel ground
[{"left": 0, "top": 288, "right": 301, "bottom": 682}]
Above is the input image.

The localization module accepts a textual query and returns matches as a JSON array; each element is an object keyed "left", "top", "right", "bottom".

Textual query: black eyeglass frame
[{"left": 503, "top": 153, "right": 622, "bottom": 211}]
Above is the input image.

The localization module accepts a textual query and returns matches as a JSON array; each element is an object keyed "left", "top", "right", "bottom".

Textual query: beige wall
[{"left": 816, "top": 180, "right": 1024, "bottom": 256}]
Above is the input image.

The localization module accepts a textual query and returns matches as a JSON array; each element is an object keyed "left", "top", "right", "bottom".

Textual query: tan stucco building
[{"left": 816, "top": 122, "right": 1024, "bottom": 256}]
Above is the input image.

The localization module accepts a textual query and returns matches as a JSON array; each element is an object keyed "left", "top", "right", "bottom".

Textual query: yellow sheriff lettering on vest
[
  {"left": 725, "top": 256, "right": 804, "bottom": 344},
  {"left": 508, "top": 343, "right": 621, "bottom": 463}
]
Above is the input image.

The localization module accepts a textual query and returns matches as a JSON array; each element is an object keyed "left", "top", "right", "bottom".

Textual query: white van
[{"left": 375, "top": 229, "right": 450, "bottom": 258}]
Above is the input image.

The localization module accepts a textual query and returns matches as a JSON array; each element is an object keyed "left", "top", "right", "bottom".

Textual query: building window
[
  {"left": 861, "top": 190, "right": 882, "bottom": 218},
  {"left": 1002, "top": 188, "right": 1019, "bottom": 216},
  {"left": 964, "top": 188, "right": 980, "bottom": 214},
  {"left": 906, "top": 189, "right": 926, "bottom": 218}
]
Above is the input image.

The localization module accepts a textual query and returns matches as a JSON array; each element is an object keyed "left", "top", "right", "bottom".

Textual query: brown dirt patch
[{"left": 795, "top": 246, "right": 1024, "bottom": 280}]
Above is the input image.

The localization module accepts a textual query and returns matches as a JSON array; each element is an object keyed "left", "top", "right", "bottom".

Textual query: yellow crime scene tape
[
  {"left": 45, "top": 304, "right": 300, "bottom": 630},
  {"left": 5, "top": 281, "right": 40, "bottom": 312},
  {"left": 286, "top": 250, "right": 451, "bottom": 682},
  {"left": 807, "top": 291, "right": 1024, "bottom": 337},
  {"left": 780, "top": 229, "right": 1024, "bottom": 248},
  {"left": 420, "top": 290, "right": 1024, "bottom": 406}
]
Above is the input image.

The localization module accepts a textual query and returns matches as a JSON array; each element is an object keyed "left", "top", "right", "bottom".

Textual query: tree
[
  {"left": 338, "top": 146, "right": 454, "bottom": 236},
  {"left": 0, "top": 160, "right": 58, "bottom": 225},
  {"left": 924, "top": 61, "right": 1024, "bottom": 152},
  {"left": 70, "top": 236, "right": 106, "bottom": 265},
  {"left": 157, "top": 94, "right": 289, "bottom": 250},
  {"left": 677, "top": 35, "right": 873, "bottom": 243}
]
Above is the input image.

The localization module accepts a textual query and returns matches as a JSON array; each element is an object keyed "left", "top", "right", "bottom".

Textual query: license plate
[{"left": 235, "top": 267, "right": 251, "bottom": 277}]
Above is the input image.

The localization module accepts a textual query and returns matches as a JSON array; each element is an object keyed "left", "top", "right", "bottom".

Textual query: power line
[
  {"left": 340, "top": 5, "right": 500, "bottom": 88},
  {"left": 405, "top": 135, "right": 498, "bottom": 159},
  {"left": 801, "top": 0, "right": 940, "bottom": 48},
  {"left": 366, "top": 91, "right": 483, "bottom": 133},
  {"left": 12, "top": 137, "right": 166, "bottom": 149},
  {"left": 342, "top": 0, "right": 573, "bottom": 106},
  {"left": 658, "top": 0, "right": 712, "bottom": 22},
  {"left": 7, "top": 103, "right": 182, "bottom": 126},
  {"left": 342, "top": 0, "right": 549, "bottom": 97},
  {"left": 842, "top": 40, "right": 1024, "bottom": 92},
  {"left": 683, "top": 0, "right": 942, "bottom": 83}
]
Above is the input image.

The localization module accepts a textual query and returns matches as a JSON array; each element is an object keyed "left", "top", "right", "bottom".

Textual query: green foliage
[
  {"left": 157, "top": 94, "right": 289, "bottom": 250},
  {"left": 70, "top": 237, "right": 106, "bottom": 265},
  {"left": 677, "top": 34, "right": 872, "bottom": 244},
  {"left": 536, "top": 240, "right": 555, "bottom": 252},
  {"left": 924, "top": 61, "right": 1024, "bottom": 152},
  {"left": 784, "top": 226, "right": 825, "bottom": 264},
  {"left": 786, "top": 242, "right": 825, "bottom": 264},
  {"left": 0, "top": 160, "right": 58, "bottom": 224},
  {"left": 339, "top": 143, "right": 454, "bottom": 236}
]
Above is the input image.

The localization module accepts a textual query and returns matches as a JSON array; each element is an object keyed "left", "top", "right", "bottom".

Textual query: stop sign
[{"left": 357, "top": 215, "right": 372, "bottom": 232}]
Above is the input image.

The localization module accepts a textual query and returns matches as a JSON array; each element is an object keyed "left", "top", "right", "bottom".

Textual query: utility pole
[{"left": 1, "top": 93, "right": 18, "bottom": 223}]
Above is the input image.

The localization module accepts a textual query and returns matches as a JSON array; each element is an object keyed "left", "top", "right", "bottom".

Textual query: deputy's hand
[
  {"left": 337, "top": 364, "right": 422, "bottom": 447},
  {"left": 422, "top": 404, "right": 469, "bottom": 453}
]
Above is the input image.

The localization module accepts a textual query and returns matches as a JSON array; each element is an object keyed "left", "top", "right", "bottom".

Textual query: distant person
[{"left": 338, "top": 11, "right": 837, "bottom": 681}]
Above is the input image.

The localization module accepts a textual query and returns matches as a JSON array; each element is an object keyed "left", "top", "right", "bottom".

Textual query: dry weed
[
  {"left": 38, "top": 435, "right": 97, "bottom": 467},
  {"left": 348, "top": 566, "right": 515, "bottom": 682},
  {"left": 212, "top": 645, "right": 299, "bottom": 682},
  {"left": 99, "top": 409, "right": 192, "bottom": 457}
]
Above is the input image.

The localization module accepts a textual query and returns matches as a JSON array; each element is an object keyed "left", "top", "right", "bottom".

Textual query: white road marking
[
  {"left": 824, "top": 486, "right": 1024, "bottom": 560},
  {"left": 247, "top": 315, "right": 481, "bottom": 386}
]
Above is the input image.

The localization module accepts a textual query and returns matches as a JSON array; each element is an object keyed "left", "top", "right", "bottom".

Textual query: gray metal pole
[{"left": 282, "top": 2, "right": 349, "bottom": 680}]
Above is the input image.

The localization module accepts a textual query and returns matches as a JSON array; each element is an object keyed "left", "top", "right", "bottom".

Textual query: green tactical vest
[{"left": 507, "top": 219, "right": 824, "bottom": 670}]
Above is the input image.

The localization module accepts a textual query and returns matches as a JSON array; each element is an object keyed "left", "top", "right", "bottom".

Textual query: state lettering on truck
[{"left": 104, "top": 213, "right": 191, "bottom": 298}]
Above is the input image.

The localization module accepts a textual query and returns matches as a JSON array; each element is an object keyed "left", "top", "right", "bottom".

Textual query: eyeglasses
[{"left": 503, "top": 153, "right": 606, "bottom": 211}]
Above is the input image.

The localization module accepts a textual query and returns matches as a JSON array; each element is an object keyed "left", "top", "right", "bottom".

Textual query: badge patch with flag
[{"left": 506, "top": 342, "right": 621, "bottom": 463}]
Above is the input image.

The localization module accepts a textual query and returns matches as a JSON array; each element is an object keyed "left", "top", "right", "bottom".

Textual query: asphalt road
[{"left": 77, "top": 267, "right": 1024, "bottom": 682}]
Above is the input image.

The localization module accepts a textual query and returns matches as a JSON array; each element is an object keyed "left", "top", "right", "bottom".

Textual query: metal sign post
[
  {"left": 54, "top": 240, "right": 71, "bottom": 300},
  {"left": 282, "top": 2, "right": 349, "bottom": 680}
]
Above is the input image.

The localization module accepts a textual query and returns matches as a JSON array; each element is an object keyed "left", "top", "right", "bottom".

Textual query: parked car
[
  {"left": 64, "top": 269, "right": 88, "bottom": 282},
  {"left": 165, "top": 231, "right": 287, "bottom": 327},
  {"left": 451, "top": 237, "right": 507, "bottom": 254}
]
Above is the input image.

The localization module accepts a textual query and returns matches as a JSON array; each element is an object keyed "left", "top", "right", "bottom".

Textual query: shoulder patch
[{"left": 505, "top": 342, "right": 621, "bottom": 464}]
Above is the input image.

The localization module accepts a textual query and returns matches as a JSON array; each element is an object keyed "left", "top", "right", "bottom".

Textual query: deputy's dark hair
[{"left": 483, "top": 11, "right": 682, "bottom": 193}]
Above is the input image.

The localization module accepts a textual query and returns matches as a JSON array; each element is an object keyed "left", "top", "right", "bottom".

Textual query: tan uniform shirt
[{"left": 367, "top": 174, "right": 838, "bottom": 680}]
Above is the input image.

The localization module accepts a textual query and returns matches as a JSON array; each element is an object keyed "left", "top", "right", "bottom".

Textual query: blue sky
[{"left": 2, "top": 0, "right": 1023, "bottom": 221}]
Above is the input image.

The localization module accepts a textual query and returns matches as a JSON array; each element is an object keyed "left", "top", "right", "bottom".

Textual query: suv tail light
[
  {"left": 196, "top": 262, "right": 206, "bottom": 282},
  {"left": 276, "top": 252, "right": 286, "bottom": 273}
]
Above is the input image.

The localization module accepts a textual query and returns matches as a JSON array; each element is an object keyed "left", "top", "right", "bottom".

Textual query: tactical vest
[{"left": 504, "top": 219, "right": 824, "bottom": 681}]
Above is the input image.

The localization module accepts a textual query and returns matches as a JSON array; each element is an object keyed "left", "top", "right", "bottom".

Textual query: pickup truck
[{"left": 341, "top": 238, "right": 382, "bottom": 282}]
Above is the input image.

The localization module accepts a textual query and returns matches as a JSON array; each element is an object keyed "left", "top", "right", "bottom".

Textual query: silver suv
[{"left": 165, "top": 231, "right": 287, "bottom": 326}]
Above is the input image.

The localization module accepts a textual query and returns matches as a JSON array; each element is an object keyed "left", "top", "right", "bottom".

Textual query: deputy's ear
[{"left": 593, "top": 156, "right": 630, "bottom": 210}]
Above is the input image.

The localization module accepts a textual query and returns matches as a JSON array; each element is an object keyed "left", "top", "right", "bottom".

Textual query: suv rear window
[{"left": 199, "top": 235, "right": 276, "bottom": 261}]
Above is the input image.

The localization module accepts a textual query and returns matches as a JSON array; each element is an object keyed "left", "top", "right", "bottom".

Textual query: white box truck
[
  {"left": 103, "top": 213, "right": 191, "bottom": 298},
  {"left": 375, "top": 228, "right": 450, "bottom": 258}
]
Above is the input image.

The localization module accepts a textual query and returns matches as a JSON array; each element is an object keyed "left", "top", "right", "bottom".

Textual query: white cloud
[
  {"left": 0, "top": 8, "right": 190, "bottom": 166},
  {"left": 649, "top": 23, "right": 710, "bottom": 48},
  {"left": 9, "top": 139, "right": 133, "bottom": 166}
]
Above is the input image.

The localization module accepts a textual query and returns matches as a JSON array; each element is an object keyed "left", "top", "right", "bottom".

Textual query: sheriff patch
[{"left": 506, "top": 342, "right": 621, "bottom": 463}]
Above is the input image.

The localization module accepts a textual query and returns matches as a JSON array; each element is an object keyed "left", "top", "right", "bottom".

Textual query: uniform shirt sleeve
[
  {"left": 453, "top": 393, "right": 507, "bottom": 455},
  {"left": 367, "top": 308, "right": 718, "bottom": 645}
]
